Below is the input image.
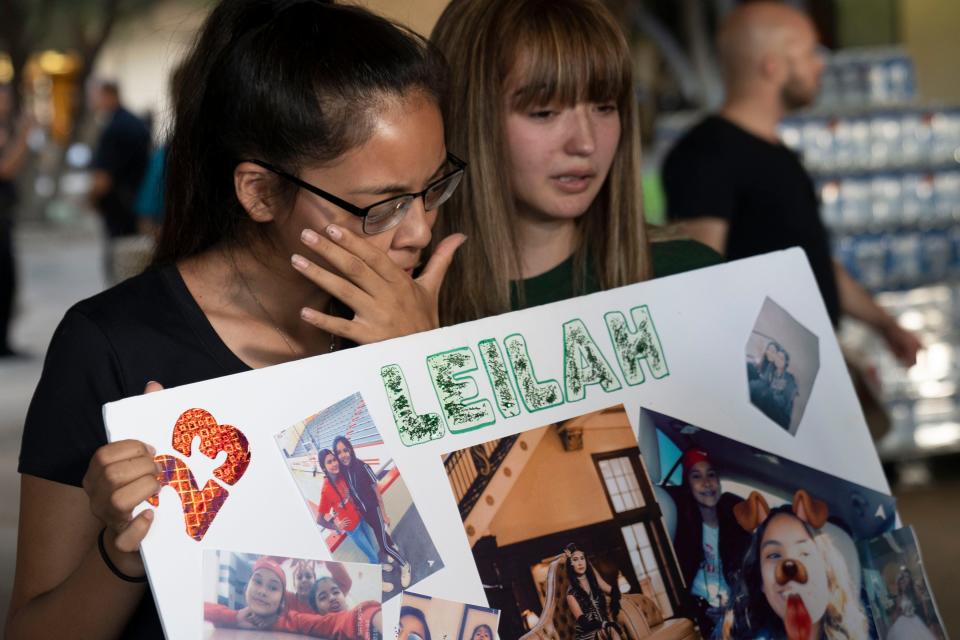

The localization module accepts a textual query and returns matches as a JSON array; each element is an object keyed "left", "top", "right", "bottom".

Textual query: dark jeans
[{"left": 363, "top": 505, "right": 406, "bottom": 566}]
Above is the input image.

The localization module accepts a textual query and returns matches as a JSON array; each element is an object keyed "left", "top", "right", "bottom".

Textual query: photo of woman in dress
[
  {"left": 720, "top": 491, "right": 869, "bottom": 640},
  {"left": 667, "top": 449, "right": 750, "bottom": 638},
  {"left": 564, "top": 543, "right": 623, "bottom": 640},
  {"left": 316, "top": 449, "right": 380, "bottom": 565},
  {"left": 887, "top": 567, "right": 937, "bottom": 640},
  {"left": 334, "top": 435, "right": 412, "bottom": 588},
  {"left": 747, "top": 340, "right": 800, "bottom": 430}
]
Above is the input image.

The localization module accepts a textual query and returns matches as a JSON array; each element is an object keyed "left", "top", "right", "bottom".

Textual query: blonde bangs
[{"left": 502, "top": 1, "right": 632, "bottom": 111}]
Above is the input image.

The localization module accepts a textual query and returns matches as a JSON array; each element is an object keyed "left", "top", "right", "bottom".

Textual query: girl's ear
[{"left": 234, "top": 161, "right": 278, "bottom": 223}]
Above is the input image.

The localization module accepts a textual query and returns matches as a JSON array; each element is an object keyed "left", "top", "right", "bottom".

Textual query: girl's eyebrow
[{"left": 350, "top": 157, "right": 448, "bottom": 197}]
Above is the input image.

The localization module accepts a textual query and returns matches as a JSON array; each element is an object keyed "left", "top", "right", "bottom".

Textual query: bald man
[{"left": 663, "top": 2, "right": 920, "bottom": 366}]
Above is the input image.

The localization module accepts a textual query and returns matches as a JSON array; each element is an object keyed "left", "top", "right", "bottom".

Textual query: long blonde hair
[{"left": 430, "top": 0, "right": 651, "bottom": 325}]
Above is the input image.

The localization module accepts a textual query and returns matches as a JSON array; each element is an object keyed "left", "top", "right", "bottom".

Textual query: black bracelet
[{"left": 97, "top": 527, "right": 147, "bottom": 583}]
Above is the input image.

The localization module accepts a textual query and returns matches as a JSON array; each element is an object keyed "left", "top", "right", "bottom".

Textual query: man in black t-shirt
[
  {"left": 89, "top": 80, "right": 151, "bottom": 282},
  {"left": 0, "top": 85, "right": 32, "bottom": 358},
  {"left": 664, "top": 2, "right": 920, "bottom": 366}
]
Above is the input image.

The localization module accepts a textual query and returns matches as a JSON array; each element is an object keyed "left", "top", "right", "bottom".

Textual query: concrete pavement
[{"left": 0, "top": 221, "right": 105, "bottom": 627}]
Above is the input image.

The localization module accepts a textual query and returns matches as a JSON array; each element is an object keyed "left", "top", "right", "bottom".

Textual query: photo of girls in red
[
  {"left": 644, "top": 407, "right": 899, "bottom": 640},
  {"left": 202, "top": 552, "right": 382, "bottom": 639},
  {"left": 275, "top": 392, "right": 443, "bottom": 598}
]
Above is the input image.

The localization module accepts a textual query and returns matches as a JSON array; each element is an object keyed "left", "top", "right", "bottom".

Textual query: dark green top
[{"left": 511, "top": 239, "right": 722, "bottom": 311}]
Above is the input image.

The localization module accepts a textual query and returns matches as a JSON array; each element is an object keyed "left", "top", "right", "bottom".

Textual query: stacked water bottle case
[{"left": 780, "top": 49, "right": 960, "bottom": 461}]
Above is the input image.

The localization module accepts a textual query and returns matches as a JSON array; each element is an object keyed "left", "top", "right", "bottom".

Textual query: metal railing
[{"left": 444, "top": 435, "right": 518, "bottom": 518}]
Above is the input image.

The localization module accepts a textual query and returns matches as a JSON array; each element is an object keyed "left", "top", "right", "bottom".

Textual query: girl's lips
[{"left": 551, "top": 173, "right": 595, "bottom": 194}]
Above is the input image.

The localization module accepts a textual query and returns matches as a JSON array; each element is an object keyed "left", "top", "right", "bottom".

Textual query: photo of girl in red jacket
[{"left": 203, "top": 556, "right": 382, "bottom": 639}]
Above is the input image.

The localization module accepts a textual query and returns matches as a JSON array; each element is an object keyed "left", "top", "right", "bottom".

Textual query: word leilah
[{"left": 381, "top": 304, "right": 669, "bottom": 446}]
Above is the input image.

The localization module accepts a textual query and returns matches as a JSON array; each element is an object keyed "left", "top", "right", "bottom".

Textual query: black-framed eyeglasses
[{"left": 249, "top": 153, "right": 467, "bottom": 235}]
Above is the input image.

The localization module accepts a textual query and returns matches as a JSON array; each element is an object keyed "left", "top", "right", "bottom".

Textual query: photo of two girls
[{"left": 275, "top": 392, "right": 443, "bottom": 597}]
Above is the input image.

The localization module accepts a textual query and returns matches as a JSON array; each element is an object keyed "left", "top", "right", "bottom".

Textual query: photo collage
[
  {"left": 121, "top": 287, "right": 946, "bottom": 639},
  {"left": 439, "top": 400, "right": 947, "bottom": 640}
]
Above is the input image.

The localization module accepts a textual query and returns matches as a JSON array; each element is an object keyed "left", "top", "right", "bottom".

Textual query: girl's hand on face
[
  {"left": 293, "top": 224, "right": 466, "bottom": 344},
  {"left": 81, "top": 381, "right": 165, "bottom": 575}
]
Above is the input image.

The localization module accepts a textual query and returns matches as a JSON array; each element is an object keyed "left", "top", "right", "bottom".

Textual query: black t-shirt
[
  {"left": 0, "top": 124, "right": 18, "bottom": 224},
  {"left": 18, "top": 264, "right": 250, "bottom": 638},
  {"left": 92, "top": 107, "right": 151, "bottom": 237},
  {"left": 663, "top": 115, "right": 840, "bottom": 325}
]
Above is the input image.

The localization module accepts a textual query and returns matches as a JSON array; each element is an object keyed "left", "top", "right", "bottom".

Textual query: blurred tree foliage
[{"left": 0, "top": 0, "right": 157, "bottom": 119}]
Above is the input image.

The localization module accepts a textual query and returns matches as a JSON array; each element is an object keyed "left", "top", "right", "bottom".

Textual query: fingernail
[
  {"left": 301, "top": 228, "right": 320, "bottom": 244},
  {"left": 291, "top": 254, "right": 309, "bottom": 269},
  {"left": 147, "top": 445, "right": 156, "bottom": 457},
  {"left": 143, "top": 509, "right": 154, "bottom": 521},
  {"left": 325, "top": 224, "right": 342, "bottom": 240},
  {"left": 300, "top": 307, "right": 315, "bottom": 321}
]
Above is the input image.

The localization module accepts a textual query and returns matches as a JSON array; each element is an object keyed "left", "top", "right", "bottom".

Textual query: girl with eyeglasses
[
  {"left": 430, "top": 0, "right": 720, "bottom": 326},
  {"left": 9, "top": 1, "right": 464, "bottom": 637}
]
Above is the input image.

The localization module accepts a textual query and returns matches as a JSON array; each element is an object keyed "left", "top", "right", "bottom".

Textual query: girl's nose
[
  {"left": 775, "top": 558, "right": 808, "bottom": 585},
  {"left": 392, "top": 198, "right": 432, "bottom": 249},
  {"left": 564, "top": 106, "right": 597, "bottom": 156}
]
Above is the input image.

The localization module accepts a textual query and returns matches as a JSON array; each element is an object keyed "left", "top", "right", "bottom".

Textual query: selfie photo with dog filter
[{"left": 645, "top": 407, "right": 898, "bottom": 640}]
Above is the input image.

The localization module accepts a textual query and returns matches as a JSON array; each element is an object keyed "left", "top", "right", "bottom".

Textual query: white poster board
[{"left": 105, "top": 248, "right": 892, "bottom": 639}]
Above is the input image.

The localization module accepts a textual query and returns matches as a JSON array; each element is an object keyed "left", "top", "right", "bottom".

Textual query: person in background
[
  {"left": 0, "top": 85, "right": 32, "bottom": 358},
  {"left": 663, "top": 2, "right": 921, "bottom": 367},
  {"left": 134, "top": 64, "right": 186, "bottom": 238},
  {"left": 88, "top": 79, "right": 151, "bottom": 282}
]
